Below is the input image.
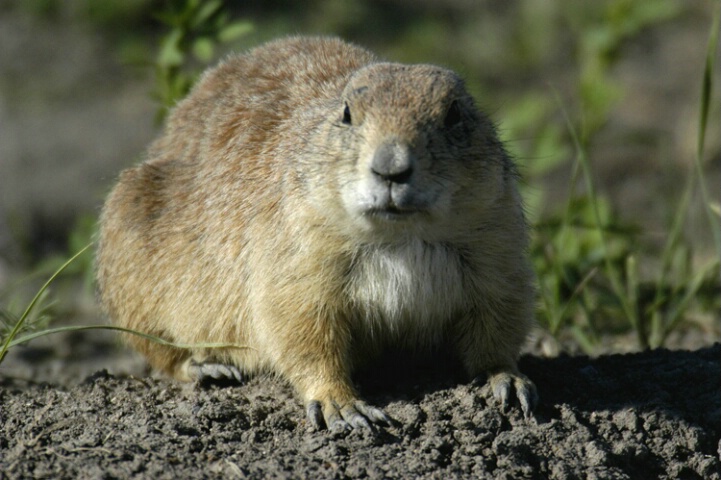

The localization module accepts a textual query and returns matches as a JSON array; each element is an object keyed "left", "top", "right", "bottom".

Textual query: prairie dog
[{"left": 96, "top": 36, "right": 537, "bottom": 430}]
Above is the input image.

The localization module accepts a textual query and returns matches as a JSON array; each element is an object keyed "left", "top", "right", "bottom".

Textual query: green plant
[
  {"left": 566, "top": 0, "right": 683, "bottom": 142},
  {"left": 0, "top": 244, "right": 90, "bottom": 364},
  {"left": 0, "top": 289, "right": 55, "bottom": 356},
  {"left": 28, "top": 214, "right": 98, "bottom": 300},
  {"left": 531, "top": 1, "right": 720, "bottom": 353},
  {"left": 153, "top": 0, "right": 253, "bottom": 122},
  {"left": 533, "top": 194, "right": 637, "bottom": 349},
  {"left": 644, "top": 3, "right": 721, "bottom": 348}
]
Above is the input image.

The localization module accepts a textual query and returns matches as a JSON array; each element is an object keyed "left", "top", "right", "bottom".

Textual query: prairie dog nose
[{"left": 370, "top": 142, "right": 414, "bottom": 184}]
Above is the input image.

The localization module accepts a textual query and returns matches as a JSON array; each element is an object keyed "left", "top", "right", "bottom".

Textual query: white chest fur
[{"left": 346, "top": 239, "right": 467, "bottom": 338}]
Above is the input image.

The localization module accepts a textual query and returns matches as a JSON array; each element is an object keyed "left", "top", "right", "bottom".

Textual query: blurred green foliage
[{"left": 152, "top": 0, "right": 253, "bottom": 121}]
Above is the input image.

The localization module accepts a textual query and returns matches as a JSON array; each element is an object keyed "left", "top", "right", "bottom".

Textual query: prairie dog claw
[
  {"left": 188, "top": 361, "right": 244, "bottom": 383},
  {"left": 307, "top": 399, "right": 390, "bottom": 431},
  {"left": 488, "top": 372, "right": 538, "bottom": 418}
]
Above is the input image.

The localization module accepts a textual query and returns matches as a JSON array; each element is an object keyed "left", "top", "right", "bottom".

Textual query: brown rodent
[{"left": 96, "top": 36, "right": 537, "bottom": 430}]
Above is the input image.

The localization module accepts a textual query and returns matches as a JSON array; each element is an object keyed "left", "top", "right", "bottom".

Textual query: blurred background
[{"left": 1, "top": 0, "right": 719, "bottom": 381}]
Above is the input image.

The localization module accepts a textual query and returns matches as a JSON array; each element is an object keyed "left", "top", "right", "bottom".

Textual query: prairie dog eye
[
  {"left": 444, "top": 100, "right": 462, "bottom": 128},
  {"left": 342, "top": 103, "right": 352, "bottom": 125}
]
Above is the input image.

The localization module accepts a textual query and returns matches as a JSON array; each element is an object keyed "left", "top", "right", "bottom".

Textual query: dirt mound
[{"left": 1, "top": 344, "right": 719, "bottom": 479}]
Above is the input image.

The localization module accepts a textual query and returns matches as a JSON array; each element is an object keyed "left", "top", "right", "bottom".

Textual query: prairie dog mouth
[{"left": 365, "top": 205, "right": 423, "bottom": 221}]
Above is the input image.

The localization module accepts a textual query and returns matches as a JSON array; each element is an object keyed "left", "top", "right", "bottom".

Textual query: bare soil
[{"left": 1, "top": 341, "right": 720, "bottom": 479}]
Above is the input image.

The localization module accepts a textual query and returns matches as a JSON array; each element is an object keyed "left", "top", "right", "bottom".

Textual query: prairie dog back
[{"left": 96, "top": 36, "right": 537, "bottom": 431}]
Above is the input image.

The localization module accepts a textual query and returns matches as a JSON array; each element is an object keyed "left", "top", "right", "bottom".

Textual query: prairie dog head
[{"left": 300, "top": 62, "right": 511, "bottom": 242}]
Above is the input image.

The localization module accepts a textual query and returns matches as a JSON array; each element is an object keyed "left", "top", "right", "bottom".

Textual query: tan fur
[{"left": 96, "top": 36, "right": 537, "bottom": 428}]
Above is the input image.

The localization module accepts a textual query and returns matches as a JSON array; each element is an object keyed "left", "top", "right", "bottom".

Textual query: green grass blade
[
  {"left": 554, "top": 92, "right": 644, "bottom": 348},
  {"left": 0, "top": 243, "right": 93, "bottom": 364},
  {"left": 8, "top": 324, "right": 251, "bottom": 351},
  {"left": 648, "top": 5, "right": 719, "bottom": 340},
  {"left": 660, "top": 258, "right": 720, "bottom": 346},
  {"left": 693, "top": 2, "right": 721, "bottom": 263}
]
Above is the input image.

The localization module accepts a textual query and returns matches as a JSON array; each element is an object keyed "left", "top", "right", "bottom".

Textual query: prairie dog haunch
[{"left": 96, "top": 36, "right": 537, "bottom": 430}]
